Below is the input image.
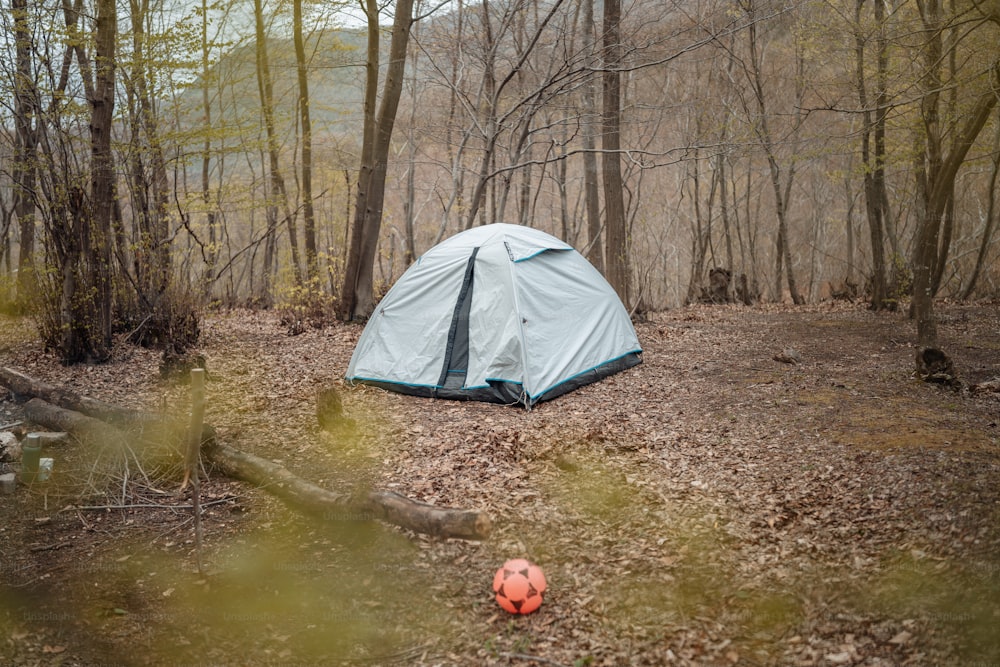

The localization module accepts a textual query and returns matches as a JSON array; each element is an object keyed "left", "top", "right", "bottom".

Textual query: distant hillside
[{"left": 174, "top": 27, "right": 370, "bottom": 147}]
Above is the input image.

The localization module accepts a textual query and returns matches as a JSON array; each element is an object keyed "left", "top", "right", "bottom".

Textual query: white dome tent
[{"left": 345, "top": 223, "right": 642, "bottom": 408}]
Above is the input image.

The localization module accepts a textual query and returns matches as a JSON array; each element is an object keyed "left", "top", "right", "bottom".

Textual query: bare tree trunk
[
  {"left": 932, "top": 189, "right": 955, "bottom": 294},
  {"left": 913, "top": 77, "right": 997, "bottom": 344},
  {"left": 911, "top": 1, "right": 998, "bottom": 346},
  {"left": 517, "top": 158, "right": 532, "bottom": 226},
  {"left": 0, "top": 202, "right": 12, "bottom": 276},
  {"left": 294, "top": 0, "right": 318, "bottom": 281},
  {"left": 744, "top": 1, "right": 803, "bottom": 305},
  {"left": 59, "top": 189, "right": 85, "bottom": 359},
  {"left": 602, "top": 0, "right": 629, "bottom": 306},
  {"left": 581, "top": 0, "right": 603, "bottom": 272},
  {"left": 718, "top": 152, "right": 733, "bottom": 272},
  {"left": 200, "top": 0, "right": 218, "bottom": 296},
  {"left": 12, "top": 0, "right": 38, "bottom": 310},
  {"left": 437, "top": 0, "right": 465, "bottom": 240},
  {"left": 463, "top": 0, "right": 568, "bottom": 230},
  {"left": 254, "top": 0, "right": 302, "bottom": 291},
  {"left": 961, "top": 111, "right": 1000, "bottom": 300},
  {"left": 843, "top": 163, "right": 857, "bottom": 289},
  {"left": 87, "top": 0, "right": 116, "bottom": 361},
  {"left": 684, "top": 155, "right": 709, "bottom": 305},
  {"left": 127, "top": 0, "right": 172, "bottom": 307},
  {"left": 929, "top": 6, "right": 961, "bottom": 297},
  {"left": 854, "top": 0, "right": 890, "bottom": 309},
  {"left": 741, "top": 155, "right": 760, "bottom": 287},
  {"left": 871, "top": 0, "right": 895, "bottom": 274},
  {"left": 258, "top": 145, "right": 278, "bottom": 307},
  {"left": 556, "top": 136, "right": 571, "bottom": 241},
  {"left": 464, "top": 0, "right": 498, "bottom": 230},
  {"left": 403, "top": 10, "right": 421, "bottom": 266},
  {"left": 354, "top": 0, "right": 414, "bottom": 315},
  {"left": 338, "top": 0, "right": 380, "bottom": 319},
  {"left": 341, "top": 0, "right": 415, "bottom": 320}
]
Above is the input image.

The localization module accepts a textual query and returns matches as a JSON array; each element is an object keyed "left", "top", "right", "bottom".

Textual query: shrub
[{"left": 276, "top": 276, "right": 337, "bottom": 335}]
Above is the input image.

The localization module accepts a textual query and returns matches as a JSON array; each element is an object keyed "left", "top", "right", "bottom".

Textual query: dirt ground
[{"left": 1, "top": 301, "right": 998, "bottom": 667}]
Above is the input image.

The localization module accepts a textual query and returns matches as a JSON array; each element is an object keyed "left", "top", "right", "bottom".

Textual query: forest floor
[{"left": 1, "top": 300, "right": 999, "bottom": 667}]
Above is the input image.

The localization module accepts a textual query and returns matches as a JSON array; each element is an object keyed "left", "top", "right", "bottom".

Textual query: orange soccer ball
[{"left": 492, "top": 558, "right": 547, "bottom": 614}]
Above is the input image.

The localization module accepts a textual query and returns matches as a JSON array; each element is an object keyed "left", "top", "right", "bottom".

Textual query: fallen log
[
  {"left": 971, "top": 378, "right": 1000, "bottom": 394},
  {"left": 1, "top": 366, "right": 157, "bottom": 427},
  {"left": 206, "top": 441, "right": 491, "bottom": 540},
  {"left": 3, "top": 366, "right": 209, "bottom": 450},
  {"left": 23, "top": 397, "right": 124, "bottom": 443},
  {"left": 5, "top": 378, "right": 492, "bottom": 540},
  {"left": 365, "top": 490, "right": 492, "bottom": 540}
]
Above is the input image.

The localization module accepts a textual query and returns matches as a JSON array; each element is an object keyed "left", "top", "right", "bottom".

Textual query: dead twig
[
  {"left": 62, "top": 496, "right": 237, "bottom": 512},
  {"left": 29, "top": 542, "right": 71, "bottom": 553}
]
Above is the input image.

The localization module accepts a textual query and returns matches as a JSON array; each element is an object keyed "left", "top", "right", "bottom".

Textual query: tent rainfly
[{"left": 345, "top": 223, "right": 642, "bottom": 407}]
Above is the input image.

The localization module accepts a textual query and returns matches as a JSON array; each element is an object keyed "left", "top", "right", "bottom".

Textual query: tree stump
[
  {"left": 159, "top": 350, "right": 208, "bottom": 382},
  {"left": 316, "top": 386, "right": 355, "bottom": 431},
  {"left": 700, "top": 268, "right": 733, "bottom": 304},
  {"left": 916, "top": 347, "right": 961, "bottom": 388},
  {"left": 736, "top": 273, "right": 759, "bottom": 306}
]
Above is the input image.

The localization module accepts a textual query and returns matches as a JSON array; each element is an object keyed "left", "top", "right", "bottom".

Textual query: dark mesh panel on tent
[{"left": 439, "top": 249, "right": 478, "bottom": 390}]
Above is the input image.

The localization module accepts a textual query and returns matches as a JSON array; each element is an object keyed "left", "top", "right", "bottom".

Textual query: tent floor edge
[
  {"left": 530, "top": 351, "right": 643, "bottom": 406},
  {"left": 346, "top": 378, "right": 528, "bottom": 407},
  {"left": 347, "top": 352, "right": 642, "bottom": 409}
]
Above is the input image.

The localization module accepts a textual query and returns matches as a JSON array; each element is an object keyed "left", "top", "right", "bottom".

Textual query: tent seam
[{"left": 504, "top": 239, "right": 533, "bottom": 408}]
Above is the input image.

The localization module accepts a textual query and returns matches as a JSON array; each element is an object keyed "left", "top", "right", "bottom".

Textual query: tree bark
[
  {"left": 602, "top": 0, "right": 630, "bottom": 306},
  {"left": 911, "top": 1, "right": 998, "bottom": 346},
  {"left": 402, "top": 13, "right": 422, "bottom": 266},
  {"left": 684, "top": 155, "right": 710, "bottom": 305},
  {"left": 351, "top": 0, "right": 415, "bottom": 318},
  {"left": 462, "top": 0, "right": 498, "bottom": 230},
  {"left": 340, "top": 0, "right": 415, "bottom": 320},
  {"left": 744, "top": 4, "right": 803, "bottom": 305},
  {"left": 254, "top": 0, "right": 302, "bottom": 292},
  {"left": 12, "top": 0, "right": 38, "bottom": 310},
  {"left": 718, "top": 152, "right": 733, "bottom": 272},
  {"left": 87, "top": 0, "right": 117, "bottom": 362},
  {"left": 127, "top": 0, "right": 172, "bottom": 308},
  {"left": 338, "top": 0, "right": 378, "bottom": 320},
  {"left": 581, "top": 0, "right": 604, "bottom": 272},
  {"left": 293, "top": 0, "right": 318, "bottom": 281},
  {"left": 200, "top": 0, "right": 218, "bottom": 297},
  {"left": 854, "top": 0, "right": 890, "bottom": 310}
]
